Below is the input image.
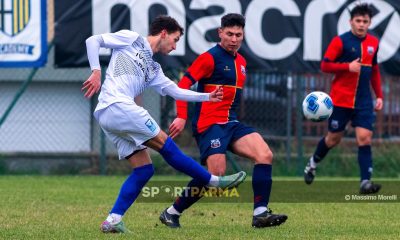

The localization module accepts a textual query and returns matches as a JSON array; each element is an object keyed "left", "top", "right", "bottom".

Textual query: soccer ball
[{"left": 302, "top": 91, "right": 333, "bottom": 122}]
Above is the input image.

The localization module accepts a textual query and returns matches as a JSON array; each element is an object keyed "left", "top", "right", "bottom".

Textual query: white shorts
[{"left": 93, "top": 102, "right": 160, "bottom": 160}]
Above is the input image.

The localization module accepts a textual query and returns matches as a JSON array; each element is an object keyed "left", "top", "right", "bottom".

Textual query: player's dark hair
[
  {"left": 350, "top": 3, "right": 373, "bottom": 19},
  {"left": 149, "top": 15, "right": 184, "bottom": 36},
  {"left": 221, "top": 13, "right": 245, "bottom": 28}
]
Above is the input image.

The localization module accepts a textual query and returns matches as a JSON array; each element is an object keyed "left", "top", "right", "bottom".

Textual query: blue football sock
[
  {"left": 252, "top": 164, "right": 272, "bottom": 209},
  {"left": 173, "top": 178, "right": 205, "bottom": 213},
  {"left": 111, "top": 164, "right": 154, "bottom": 215},
  {"left": 358, "top": 145, "right": 372, "bottom": 181},
  {"left": 159, "top": 137, "right": 211, "bottom": 185},
  {"left": 313, "top": 137, "right": 331, "bottom": 163}
]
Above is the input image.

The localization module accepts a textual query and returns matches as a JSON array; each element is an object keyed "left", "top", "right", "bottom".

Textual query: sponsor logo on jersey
[
  {"left": 367, "top": 46, "right": 374, "bottom": 55},
  {"left": 223, "top": 65, "right": 231, "bottom": 71},
  {"left": 210, "top": 138, "right": 221, "bottom": 149},
  {"left": 241, "top": 65, "right": 246, "bottom": 76}
]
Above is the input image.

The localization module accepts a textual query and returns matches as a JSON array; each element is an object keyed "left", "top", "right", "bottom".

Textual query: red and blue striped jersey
[
  {"left": 321, "top": 31, "right": 383, "bottom": 109},
  {"left": 176, "top": 44, "right": 247, "bottom": 134}
]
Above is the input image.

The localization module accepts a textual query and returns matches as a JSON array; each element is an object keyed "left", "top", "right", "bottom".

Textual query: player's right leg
[
  {"left": 304, "top": 132, "right": 343, "bottom": 184},
  {"left": 145, "top": 131, "right": 246, "bottom": 189},
  {"left": 100, "top": 147, "right": 154, "bottom": 233}
]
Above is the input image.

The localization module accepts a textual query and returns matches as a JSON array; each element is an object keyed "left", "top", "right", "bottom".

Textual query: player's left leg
[
  {"left": 101, "top": 149, "right": 154, "bottom": 233},
  {"left": 355, "top": 127, "right": 381, "bottom": 194},
  {"left": 231, "top": 131, "right": 288, "bottom": 228},
  {"left": 95, "top": 103, "right": 155, "bottom": 233}
]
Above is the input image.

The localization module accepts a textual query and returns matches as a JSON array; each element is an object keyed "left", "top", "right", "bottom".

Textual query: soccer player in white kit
[{"left": 82, "top": 15, "right": 246, "bottom": 233}]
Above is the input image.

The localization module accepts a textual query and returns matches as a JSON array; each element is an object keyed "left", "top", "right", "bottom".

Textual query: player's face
[
  {"left": 159, "top": 30, "right": 181, "bottom": 55},
  {"left": 218, "top": 26, "right": 244, "bottom": 55},
  {"left": 350, "top": 14, "right": 371, "bottom": 38}
]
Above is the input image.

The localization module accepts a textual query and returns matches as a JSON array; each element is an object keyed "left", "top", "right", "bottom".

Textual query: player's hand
[
  {"left": 82, "top": 70, "right": 101, "bottom": 98},
  {"left": 349, "top": 58, "right": 361, "bottom": 73},
  {"left": 209, "top": 86, "right": 223, "bottom": 102},
  {"left": 169, "top": 118, "right": 187, "bottom": 139},
  {"left": 375, "top": 98, "right": 383, "bottom": 111}
]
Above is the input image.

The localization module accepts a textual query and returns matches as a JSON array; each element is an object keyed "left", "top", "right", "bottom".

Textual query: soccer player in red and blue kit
[
  {"left": 159, "top": 13, "right": 287, "bottom": 228},
  {"left": 304, "top": 4, "right": 383, "bottom": 194}
]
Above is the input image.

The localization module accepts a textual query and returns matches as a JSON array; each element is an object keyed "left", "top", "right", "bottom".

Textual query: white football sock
[
  {"left": 309, "top": 156, "right": 317, "bottom": 169},
  {"left": 167, "top": 206, "right": 181, "bottom": 215},
  {"left": 253, "top": 206, "right": 268, "bottom": 216},
  {"left": 360, "top": 179, "right": 370, "bottom": 188},
  {"left": 106, "top": 213, "right": 122, "bottom": 224},
  {"left": 208, "top": 175, "right": 219, "bottom": 187}
]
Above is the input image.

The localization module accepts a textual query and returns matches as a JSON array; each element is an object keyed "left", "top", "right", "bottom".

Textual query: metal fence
[
  {"left": 1, "top": 62, "right": 399, "bottom": 174},
  {"left": 162, "top": 70, "right": 400, "bottom": 139}
]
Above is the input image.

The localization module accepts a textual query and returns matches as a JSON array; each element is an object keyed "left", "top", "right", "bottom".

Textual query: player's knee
[
  {"left": 330, "top": 139, "right": 341, "bottom": 147},
  {"left": 357, "top": 136, "right": 372, "bottom": 146},
  {"left": 326, "top": 136, "right": 341, "bottom": 147},
  {"left": 255, "top": 149, "right": 273, "bottom": 164},
  {"left": 206, "top": 155, "right": 226, "bottom": 176}
]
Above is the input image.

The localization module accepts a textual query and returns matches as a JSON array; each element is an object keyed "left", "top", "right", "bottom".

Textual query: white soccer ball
[{"left": 302, "top": 91, "right": 333, "bottom": 122}]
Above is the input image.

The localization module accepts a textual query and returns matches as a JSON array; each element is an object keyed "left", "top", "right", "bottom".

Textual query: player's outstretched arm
[{"left": 161, "top": 83, "right": 223, "bottom": 102}]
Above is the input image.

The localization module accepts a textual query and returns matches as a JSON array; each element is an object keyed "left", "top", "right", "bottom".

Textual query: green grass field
[{"left": 0, "top": 176, "right": 399, "bottom": 239}]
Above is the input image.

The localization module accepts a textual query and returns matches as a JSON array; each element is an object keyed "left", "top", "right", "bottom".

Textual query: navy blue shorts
[
  {"left": 195, "top": 122, "right": 255, "bottom": 165},
  {"left": 328, "top": 106, "right": 375, "bottom": 132}
]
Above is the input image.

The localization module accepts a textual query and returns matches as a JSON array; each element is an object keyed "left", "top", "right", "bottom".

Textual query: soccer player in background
[
  {"left": 82, "top": 15, "right": 246, "bottom": 233},
  {"left": 159, "top": 13, "right": 287, "bottom": 228},
  {"left": 303, "top": 4, "right": 383, "bottom": 194}
]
